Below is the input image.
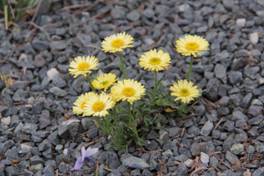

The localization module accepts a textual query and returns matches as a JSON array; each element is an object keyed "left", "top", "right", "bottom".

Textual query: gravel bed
[{"left": 0, "top": 0, "right": 264, "bottom": 175}]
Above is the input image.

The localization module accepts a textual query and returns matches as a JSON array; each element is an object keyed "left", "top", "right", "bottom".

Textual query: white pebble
[
  {"left": 184, "top": 159, "right": 193, "bottom": 167},
  {"left": 236, "top": 18, "right": 246, "bottom": 27},
  {"left": 200, "top": 152, "right": 209, "bottom": 165},
  {"left": 249, "top": 32, "right": 259, "bottom": 44}
]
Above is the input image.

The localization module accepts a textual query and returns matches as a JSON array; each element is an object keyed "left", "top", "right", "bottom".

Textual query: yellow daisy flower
[
  {"left": 110, "top": 79, "right": 145, "bottom": 104},
  {"left": 175, "top": 35, "right": 209, "bottom": 57},
  {"left": 92, "top": 73, "right": 117, "bottom": 91},
  {"left": 72, "top": 92, "right": 97, "bottom": 116},
  {"left": 170, "top": 80, "right": 201, "bottom": 104},
  {"left": 139, "top": 49, "right": 171, "bottom": 72},
  {"left": 69, "top": 56, "right": 99, "bottom": 78},
  {"left": 84, "top": 93, "right": 114, "bottom": 117},
  {"left": 101, "top": 32, "right": 134, "bottom": 53}
]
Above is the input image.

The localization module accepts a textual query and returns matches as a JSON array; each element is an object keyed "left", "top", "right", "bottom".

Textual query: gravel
[{"left": 1, "top": 0, "right": 264, "bottom": 175}]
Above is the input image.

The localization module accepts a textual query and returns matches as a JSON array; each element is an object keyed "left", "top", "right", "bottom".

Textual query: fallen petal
[{"left": 71, "top": 156, "right": 83, "bottom": 171}]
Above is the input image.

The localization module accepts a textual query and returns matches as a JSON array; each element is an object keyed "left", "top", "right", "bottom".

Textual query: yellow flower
[
  {"left": 84, "top": 93, "right": 114, "bottom": 117},
  {"left": 92, "top": 73, "right": 117, "bottom": 91},
  {"left": 69, "top": 56, "right": 99, "bottom": 78},
  {"left": 170, "top": 80, "right": 200, "bottom": 104},
  {"left": 175, "top": 35, "right": 209, "bottom": 57},
  {"left": 101, "top": 32, "right": 134, "bottom": 53},
  {"left": 73, "top": 92, "right": 97, "bottom": 116},
  {"left": 110, "top": 79, "right": 145, "bottom": 104},
  {"left": 139, "top": 49, "right": 171, "bottom": 72}
]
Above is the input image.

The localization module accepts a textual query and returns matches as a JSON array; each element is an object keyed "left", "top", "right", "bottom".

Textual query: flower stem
[
  {"left": 178, "top": 103, "right": 188, "bottom": 115},
  {"left": 154, "top": 72, "right": 158, "bottom": 91},
  {"left": 4, "top": 5, "right": 8, "bottom": 30},
  {"left": 119, "top": 55, "right": 128, "bottom": 79},
  {"left": 185, "top": 59, "right": 193, "bottom": 80}
]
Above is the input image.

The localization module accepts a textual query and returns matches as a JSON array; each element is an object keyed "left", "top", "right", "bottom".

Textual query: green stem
[
  {"left": 178, "top": 103, "right": 188, "bottom": 115},
  {"left": 4, "top": 5, "right": 8, "bottom": 30},
  {"left": 119, "top": 55, "right": 128, "bottom": 79},
  {"left": 185, "top": 59, "right": 193, "bottom": 80},
  {"left": 154, "top": 72, "right": 158, "bottom": 93}
]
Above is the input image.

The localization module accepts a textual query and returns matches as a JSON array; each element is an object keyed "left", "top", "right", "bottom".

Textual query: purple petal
[
  {"left": 71, "top": 156, "right": 83, "bottom": 171},
  {"left": 81, "top": 147, "right": 99, "bottom": 161}
]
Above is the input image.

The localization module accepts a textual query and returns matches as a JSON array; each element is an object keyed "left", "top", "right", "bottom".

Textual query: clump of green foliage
[{"left": 0, "top": 0, "right": 39, "bottom": 29}]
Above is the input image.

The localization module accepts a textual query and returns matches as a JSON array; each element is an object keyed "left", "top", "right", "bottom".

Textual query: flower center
[
  {"left": 111, "top": 39, "right": 125, "bottom": 48},
  {"left": 92, "top": 101, "right": 105, "bottom": 112},
  {"left": 100, "top": 80, "right": 109, "bottom": 86},
  {"left": 122, "top": 87, "right": 136, "bottom": 97},
  {"left": 77, "top": 62, "right": 90, "bottom": 71},
  {"left": 185, "top": 42, "right": 199, "bottom": 51},
  {"left": 149, "top": 57, "right": 161, "bottom": 65},
  {"left": 180, "top": 88, "right": 190, "bottom": 97}
]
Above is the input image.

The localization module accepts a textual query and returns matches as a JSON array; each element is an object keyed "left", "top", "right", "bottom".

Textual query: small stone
[
  {"left": 50, "top": 41, "right": 67, "bottom": 50},
  {"left": 255, "top": 142, "right": 264, "bottom": 153},
  {"left": 159, "top": 130, "right": 169, "bottom": 144},
  {"left": 127, "top": 10, "right": 140, "bottom": 21},
  {"left": 236, "top": 18, "right": 246, "bottom": 27},
  {"left": 20, "top": 143, "right": 32, "bottom": 153},
  {"left": 143, "top": 8, "right": 154, "bottom": 18},
  {"left": 58, "top": 119, "right": 80, "bottom": 138},
  {"left": 162, "top": 150, "right": 173, "bottom": 158},
  {"left": 253, "top": 167, "right": 264, "bottom": 176},
  {"left": 121, "top": 156, "right": 149, "bottom": 169},
  {"left": 30, "top": 155, "right": 44, "bottom": 165},
  {"left": 33, "top": 54, "right": 46, "bottom": 67},
  {"left": 256, "top": 0, "right": 264, "bottom": 6},
  {"left": 200, "top": 121, "right": 214, "bottom": 136},
  {"left": 111, "top": 6, "right": 126, "bottom": 19},
  {"left": 249, "top": 32, "right": 259, "bottom": 44},
  {"left": 30, "top": 163, "right": 43, "bottom": 172},
  {"left": 43, "top": 165, "right": 54, "bottom": 176},
  {"left": 232, "top": 111, "right": 248, "bottom": 121},
  {"left": 39, "top": 110, "right": 51, "bottom": 129},
  {"left": 214, "top": 64, "right": 226, "bottom": 79},
  {"left": 55, "top": 145, "right": 63, "bottom": 151},
  {"left": 81, "top": 118, "right": 94, "bottom": 130},
  {"left": 231, "top": 144, "right": 244, "bottom": 155},
  {"left": 210, "top": 156, "right": 219, "bottom": 167},
  {"left": 184, "top": 159, "right": 193, "bottom": 167},
  {"left": 200, "top": 152, "right": 209, "bottom": 165},
  {"left": 1, "top": 116, "right": 11, "bottom": 126},
  {"left": 167, "top": 127, "right": 181, "bottom": 137},
  {"left": 49, "top": 87, "right": 67, "bottom": 97},
  {"left": 225, "top": 151, "right": 240, "bottom": 165},
  {"left": 47, "top": 68, "right": 66, "bottom": 88},
  {"left": 179, "top": 4, "right": 191, "bottom": 12},
  {"left": 175, "top": 163, "right": 188, "bottom": 176},
  {"left": 228, "top": 71, "right": 243, "bottom": 85}
]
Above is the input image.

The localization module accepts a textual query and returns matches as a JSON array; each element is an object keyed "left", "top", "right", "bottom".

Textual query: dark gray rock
[
  {"left": 228, "top": 71, "right": 242, "bottom": 85},
  {"left": 200, "top": 121, "right": 214, "bottom": 136},
  {"left": 230, "top": 143, "right": 244, "bottom": 155},
  {"left": 111, "top": 6, "right": 126, "bottom": 19},
  {"left": 50, "top": 41, "right": 67, "bottom": 50},
  {"left": 253, "top": 167, "right": 264, "bottom": 176},
  {"left": 81, "top": 118, "right": 94, "bottom": 130},
  {"left": 225, "top": 151, "right": 240, "bottom": 165},
  {"left": 58, "top": 119, "right": 80, "bottom": 138},
  {"left": 121, "top": 155, "right": 149, "bottom": 169},
  {"left": 127, "top": 10, "right": 140, "bottom": 21},
  {"left": 49, "top": 86, "right": 67, "bottom": 97},
  {"left": 214, "top": 64, "right": 226, "bottom": 79}
]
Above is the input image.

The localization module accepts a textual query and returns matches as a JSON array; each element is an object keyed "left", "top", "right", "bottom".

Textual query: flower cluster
[{"left": 69, "top": 32, "right": 209, "bottom": 149}]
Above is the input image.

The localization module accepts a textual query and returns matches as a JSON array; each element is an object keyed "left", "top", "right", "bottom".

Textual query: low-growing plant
[
  {"left": 0, "top": 0, "right": 39, "bottom": 29},
  {"left": 69, "top": 32, "right": 209, "bottom": 150}
]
